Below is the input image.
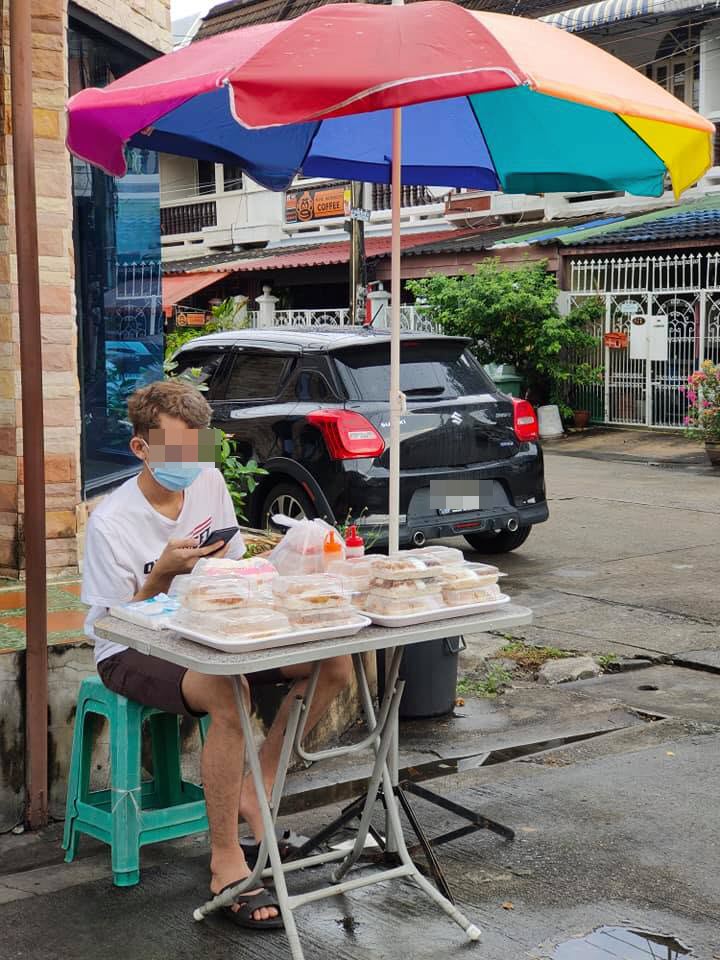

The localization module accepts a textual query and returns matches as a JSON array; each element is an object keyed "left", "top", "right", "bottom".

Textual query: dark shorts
[{"left": 97, "top": 648, "right": 287, "bottom": 720}]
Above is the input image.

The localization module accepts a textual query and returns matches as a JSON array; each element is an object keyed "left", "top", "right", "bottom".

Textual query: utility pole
[
  {"left": 348, "top": 180, "right": 367, "bottom": 324},
  {"left": 10, "top": 0, "right": 49, "bottom": 829}
]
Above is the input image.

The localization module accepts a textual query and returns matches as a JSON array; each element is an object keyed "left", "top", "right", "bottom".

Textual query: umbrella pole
[
  {"left": 383, "top": 104, "right": 403, "bottom": 857},
  {"left": 10, "top": 0, "right": 48, "bottom": 829},
  {"left": 388, "top": 106, "right": 402, "bottom": 556}
]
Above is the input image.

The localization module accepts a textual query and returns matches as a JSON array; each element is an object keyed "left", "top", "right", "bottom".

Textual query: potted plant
[
  {"left": 572, "top": 408, "right": 591, "bottom": 429},
  {"left": 557, "top": 362, "right": 604, "bottom": 429},
  {"left": 681, "top": 360, "right": 720, "bottom": 466}
]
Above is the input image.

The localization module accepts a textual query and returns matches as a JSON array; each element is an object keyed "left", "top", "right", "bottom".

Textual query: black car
[{"left": 172, "top": 327, "right": 548, "bottom": 553}]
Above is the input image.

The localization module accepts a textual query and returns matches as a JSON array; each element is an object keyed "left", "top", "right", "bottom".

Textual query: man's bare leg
[
  {"left": 239, "top": 655, "right": 353, "bottom": 840},
  {"left": 181, "top": 671, "right": 278, "bottom": 921}
]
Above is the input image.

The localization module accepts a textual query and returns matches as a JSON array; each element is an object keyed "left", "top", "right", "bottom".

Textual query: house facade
[
  {"left": 158, "top": 0, "right": 720, "bottom": 437},
  {"left": 160, "top": 1, "right": 720, "bottom": 333},
  {"left": 158, "top": 0, "right": 574, "bottom": 313},
  {"left": 537, "top": 0, "right": 720, "bottom": 430},
  {"left": 0, "top": 0, "right": 170, "bottom": 578}
]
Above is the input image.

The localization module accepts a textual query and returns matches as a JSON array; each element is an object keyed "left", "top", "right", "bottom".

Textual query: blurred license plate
[{"left": 431, "top": 478, "right": 492, "bottom": 515}]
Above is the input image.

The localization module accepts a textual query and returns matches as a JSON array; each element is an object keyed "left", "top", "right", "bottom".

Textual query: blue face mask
[
  {"left": 150, "top": 462, "right": 205, "bottom": 492},
  {"left": 140, "top": 440, "right": 206, "bottom": 491}
]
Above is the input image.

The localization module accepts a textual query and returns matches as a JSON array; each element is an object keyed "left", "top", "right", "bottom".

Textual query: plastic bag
[{"left": 268, "top": 514, "right": 344, "bottom": 575}]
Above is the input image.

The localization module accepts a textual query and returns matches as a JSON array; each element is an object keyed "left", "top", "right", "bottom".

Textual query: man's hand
[
  {"left": 134, "top": 538, "right": 228, "bottom": 601},
  {"left": 154, "top": 537, "right": 227, "bottom": 577}
]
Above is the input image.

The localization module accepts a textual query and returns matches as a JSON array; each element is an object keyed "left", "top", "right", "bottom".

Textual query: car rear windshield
[
  {"left": 171, "top": 348, "right": 226, "bottom": 393},
  {"left": 332, "top": 340, "right": 495, "bottom": 401},
  {"left": 173, "top": 350, "right": 224, "bottom": 383}
]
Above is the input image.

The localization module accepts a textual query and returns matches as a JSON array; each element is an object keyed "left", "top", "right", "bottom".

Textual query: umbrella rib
[{"left": 229, "top": 68, "right": 526, "bottom": 129}]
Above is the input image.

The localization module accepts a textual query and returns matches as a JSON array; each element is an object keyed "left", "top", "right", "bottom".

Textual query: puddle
[{"left": 548, "top": 926, "right": 692, "bottom": 958}]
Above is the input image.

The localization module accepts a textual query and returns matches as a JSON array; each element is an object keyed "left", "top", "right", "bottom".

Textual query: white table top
[{"left": 95, "top": 604, "right": 533, "bottom": 676}]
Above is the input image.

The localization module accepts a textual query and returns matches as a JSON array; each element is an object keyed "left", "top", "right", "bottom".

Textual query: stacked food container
[
  {"left": 112, "top": 546, "right": 509, "bottom": 655},
  {"left": 166, "top": 562, "right": 369, "bottom": 651},
  {"left": 346, "top": 546, "right": 508, "bottom": 627}
]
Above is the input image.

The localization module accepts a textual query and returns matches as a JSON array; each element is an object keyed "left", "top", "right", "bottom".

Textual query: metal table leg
[
  {"left": 193, "top": 654, "right": 482, "bottom": 958},
  {"left": 292, "top": 651, "right": 456, "bottom": 900}
]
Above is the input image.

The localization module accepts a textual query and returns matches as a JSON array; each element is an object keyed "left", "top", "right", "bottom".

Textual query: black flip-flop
[
  {"left": 211, "top": 882, "right": 284, "bottom": 930},
  {"left": 241, "top": 828, "right": 309, "bottom": 869}
]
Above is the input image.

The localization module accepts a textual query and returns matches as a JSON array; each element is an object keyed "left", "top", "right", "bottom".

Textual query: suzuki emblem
[{"left": 450, "top": 411, "right": 463, "bottom": 425}]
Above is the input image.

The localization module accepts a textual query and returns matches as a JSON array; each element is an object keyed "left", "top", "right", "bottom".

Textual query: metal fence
[
  {"left": 566, "top": 253, "right": 720, "bottom": 429},
  {"left": 250, "top": 305, "right": 438, "bottom": 332}
]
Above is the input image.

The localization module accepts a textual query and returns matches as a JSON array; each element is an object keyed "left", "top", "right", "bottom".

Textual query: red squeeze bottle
[{"left": 345, "top": 525, "right": 365, "bottom": 559}]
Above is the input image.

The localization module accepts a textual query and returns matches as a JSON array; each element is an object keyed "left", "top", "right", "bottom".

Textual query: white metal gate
[{"left": 567, "top": 253, "right": 720, "bottom": 428}]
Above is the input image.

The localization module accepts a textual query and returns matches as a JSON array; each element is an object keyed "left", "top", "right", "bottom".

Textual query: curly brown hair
[{"left": 127, "top": 380, "right": 211, "bottom": 437}]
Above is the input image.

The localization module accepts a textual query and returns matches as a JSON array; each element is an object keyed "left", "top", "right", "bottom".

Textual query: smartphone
[{"left": 203, "top": 526, "right": 239, "bottom": 549}]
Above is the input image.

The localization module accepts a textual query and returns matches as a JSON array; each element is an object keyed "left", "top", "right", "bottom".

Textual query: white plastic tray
[
  {"left": 358, "top": 594, "right": 510, "bottom": 628},
  {"left": 167, "top": 614, "right": 372, "bottom": 653}
]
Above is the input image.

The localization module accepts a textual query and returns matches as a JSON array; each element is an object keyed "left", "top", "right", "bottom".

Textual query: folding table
[{"left": 95, "top": 603, "right": 532, "bottom": 960}]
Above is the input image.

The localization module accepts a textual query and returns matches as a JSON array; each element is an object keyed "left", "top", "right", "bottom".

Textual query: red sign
[{"left": 604, "top": 331, "right": 629, "bottom": 350}]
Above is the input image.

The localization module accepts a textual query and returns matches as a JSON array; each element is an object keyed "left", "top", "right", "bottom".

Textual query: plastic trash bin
[
  {"left": 385, "top": 636, "right": 466, "bottom": 719},
  {"left": 484, "top": 363, "right": 523, "bottom": 398},
  {"left": 537, "top": 404, "right": 564, "bottom": 438}
]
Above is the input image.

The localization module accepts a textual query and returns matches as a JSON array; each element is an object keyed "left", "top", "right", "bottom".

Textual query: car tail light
[
  {"left": 307, "top": 410, "right": 386, "bottom": 460},
  {"left": 512, "top": 398, "right": 539, "bottom": 442}
]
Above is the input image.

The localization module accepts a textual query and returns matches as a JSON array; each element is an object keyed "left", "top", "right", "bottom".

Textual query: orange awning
[{"left": 162, "top": 271, "right": 229, "bottom": 309}]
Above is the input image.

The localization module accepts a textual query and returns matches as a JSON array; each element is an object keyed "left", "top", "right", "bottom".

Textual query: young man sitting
[{"left": 82, "top": 380, "right": 352, "bottom": 929}]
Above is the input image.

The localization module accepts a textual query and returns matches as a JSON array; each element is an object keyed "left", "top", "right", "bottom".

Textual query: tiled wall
[{"left": 0, "top": 0, "right": 170, "bottom": 578}]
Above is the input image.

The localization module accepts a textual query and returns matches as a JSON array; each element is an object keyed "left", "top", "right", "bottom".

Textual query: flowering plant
[{"left": 680, "top": 360, "right": 720, "bottom": 443}]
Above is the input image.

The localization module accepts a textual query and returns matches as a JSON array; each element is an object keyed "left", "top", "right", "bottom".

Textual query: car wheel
[
  {"left": 261, "top": 482, "right": 317, "bottom": 531},
  {"left": 464, "top": 525, "right": 532, "bottom": 554}
]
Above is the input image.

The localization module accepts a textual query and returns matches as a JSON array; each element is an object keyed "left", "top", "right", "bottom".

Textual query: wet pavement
[
  {"left": 2, "top": 710, "right": 719, "bottom": 959},
  {"left": 2, "top": 445, "right": 720, "bottom": 958}
]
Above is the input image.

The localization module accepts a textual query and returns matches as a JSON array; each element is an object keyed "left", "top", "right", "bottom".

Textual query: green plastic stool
[{"left": 62, "top": 674, "right": 210, "bottom": 887}]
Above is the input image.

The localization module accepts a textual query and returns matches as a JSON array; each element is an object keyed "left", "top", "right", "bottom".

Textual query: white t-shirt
[{"left": 82, "top": 468, "right": 245, "bottom": 663}]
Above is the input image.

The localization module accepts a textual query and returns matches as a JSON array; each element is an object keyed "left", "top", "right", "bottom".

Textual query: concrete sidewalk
[
  {"left": 2, "top": 436, "right": 720, "bottom": 958},
  {"left": 542, "top": 427, "right": 709, "bottom": 468},
  {"left": 1, "top": 704, "right": 718, "bottom": 960}
]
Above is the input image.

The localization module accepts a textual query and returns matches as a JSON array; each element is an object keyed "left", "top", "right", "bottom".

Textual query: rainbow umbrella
[{"left": 67, "top": 0, "right": 713, "bottom": 549}]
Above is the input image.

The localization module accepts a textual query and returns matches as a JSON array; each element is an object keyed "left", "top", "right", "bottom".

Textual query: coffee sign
[{"left": 286, "top": 184, "right": 351, "bottom": 223}]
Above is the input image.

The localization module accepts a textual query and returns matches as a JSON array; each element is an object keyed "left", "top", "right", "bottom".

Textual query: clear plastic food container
[
  {"left": 193, "top": 556, "right": 278, "bottom": 583},
  {"left": 326, "top": 556, "right": 381, "bottom": 591},
  {"left": 287, "top": 605, "right": 356, "bottom": 627},
  {"left": 465, "top": 562, "right": 502, "bottom": 579},
  {"left": 406, "top": 545, "right": 465, "bottom": 567},
  {"left": 271, "top": 575, "right": 348, "bottom": 610},
  {"left": 442, "top": 583, "right": 502, "bottom": 607},
  {"left": 369, "top": 577, "right": 438, "bottom": 599},
  {"left": 372, "top": 555, "right": 435, "bottom": 581},
  {"left": 364, "top": 592, "right": 444, "bottom": 616},
  {"left": 173, "top": 607, "right": 290, "bottom": 639},
  {"left": 181, "top": 577, "right": 256, "bottom": 612},
  {"left": 440, "top": 567, "right": 499, "bottom": 589}
]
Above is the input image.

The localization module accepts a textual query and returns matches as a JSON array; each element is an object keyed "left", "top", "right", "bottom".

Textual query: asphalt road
[
  {"left": 2, "top": 442, "right": 719, "bottom": 959},
  {"left": 460, "top": 450, "right": 720, "bottom": 660}
]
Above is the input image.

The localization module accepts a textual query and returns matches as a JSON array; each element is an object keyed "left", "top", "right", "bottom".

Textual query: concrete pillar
[
  {"left": 256, "top": 285, "right": 278, "bottom": 328},
  {"left": 367, "top": 283, "right": 390, "bottom": 329}
]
